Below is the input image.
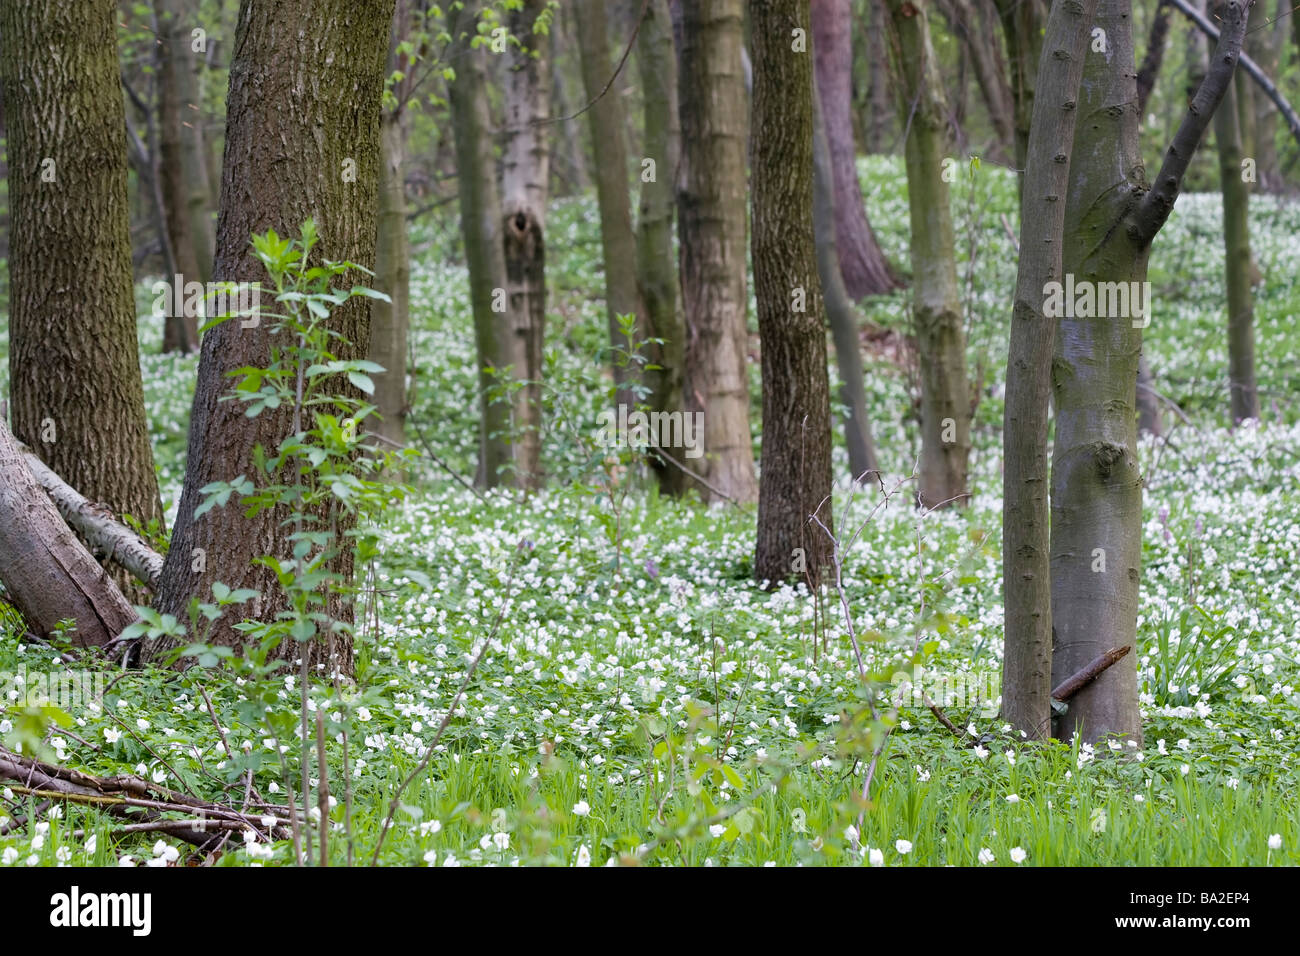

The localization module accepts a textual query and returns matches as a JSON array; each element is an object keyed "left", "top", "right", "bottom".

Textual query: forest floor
[{"left": 1, "top": 160, "right": 1299, "bottom": 866}]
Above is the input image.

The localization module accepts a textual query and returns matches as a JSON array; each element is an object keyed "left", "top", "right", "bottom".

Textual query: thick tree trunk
[
  {"left": 1216, "top": 17, "right": 1260, "bottom": 423},
  {"left": 371, "top": 0, "right": 412, "bottom": 451},
  {"left": 812, "top": 0, "right": 902, "bottom": 298},
  {"left": 1051, "top": 0, "right": 1146, "bottom": 746},
  {"left": 636, "top": 0, "right": 688, "bottom": 495},
  {"left": 0, "top": 421, "right": 136, "bottom": 648},
  {"left": 0, "top": 0, "right": 164, "bottom": 568},
  {"left": 992, "top": 0, "right": 1047, "bottom": 176},
  {"left": 156, "top": 0, "right": 202, "bottom": 353},
  {"left": 675, "top": 0, "right": 758, "bottom": 504},
  {"left": 815, "top": 100, "right": 880, "bottom": 482},
  {"left": 751, "top": 0, "right": 835, "bottom": 587},
  {"left": 150, "top": 0, "right": 394, "bottom": 675},
  {"left": 1001, "top": 0, "right": 1099, "bottom": 740},
  {"left": 1048, "top": 0, "right": 1247, "bottom": 745},
  {"left": 499, "top": 0, "right": 551, "bottom": 489},
  {"left": 885, "top": 0, "right": 970, "bottom": 509},
  {"left": 576, "top": 0, "right": 648, "bottom": 411},
  {"left": 448, "top": 0, "right": 528, "bottom": 489}
]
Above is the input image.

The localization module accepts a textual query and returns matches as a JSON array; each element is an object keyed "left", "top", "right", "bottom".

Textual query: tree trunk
[
  {"left": 1215, "top": 17, "right": 1260, "bottom": 424},
  {"left": 636, "top": 0, "right": 688, "bottom": 495},
  {"left": 934, "top": 0, "right": 1015, "bottom": 159},
  {"left": 675, "top": 0, "right": 758, "bottom": 504},
  {"left": 992, "top": 0, "right": 1047, "bottom": 176},
  {"left": 149, "top": 0, "right": 395, "bottom": 675},
  {"left": 551, "top": 8, "right": 592, "bottom": 198},
  {"left": 576, "top": 0, "right": 648, "bottom": 412},
  {"left": 1001, "top": 0, "right": 1099, "bottom": 740},
  {"left": 866, "top": 0, "right": 895, "bottom": 153},
  {"left": 751, "top": 0, "right": 835, "bottom": 586},
  {"left": 498, "top": 0, "right": 550, "bottom": 490},
  {"left": 815, "top": 99, "right": 880, "bottom": 482},
  {"left": 0, "top": 421, "right": 136, "bottom": 648},
  {"left": 1048, "top": 0, "right": 1247, "bottom": 745},
  {"left": 885, "top": 0, "right": 970, "bottom": 509},
  {"left": 371, "top": 0, "right": 412, "bottom": 451},
  {"left": 448, "top": 0, "right": 529, "bottom": 489},
  {"left": 812, "top": 0, "right": 902, "bottom": 298},
  {"left": 155, "top": 0, "right": 202, "bottom": 353},
  {"left": 0, "top": 0, "right": 164, "bottom": 568},
  {"left": 1136, "top": 0, "right": 1172, "bottom": 114},
  {"left": 1242, "top": 0, "right": 1283, "bottom": 192}
]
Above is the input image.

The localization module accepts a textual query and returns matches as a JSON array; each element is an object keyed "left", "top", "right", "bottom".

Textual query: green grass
[{"left": 1, "top": 158, "right": 1298, "bottom": 866}]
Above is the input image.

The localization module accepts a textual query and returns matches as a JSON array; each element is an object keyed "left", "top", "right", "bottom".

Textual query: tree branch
[{"left": 1132, "top": 0, "right": 1251, "bottom": 246}]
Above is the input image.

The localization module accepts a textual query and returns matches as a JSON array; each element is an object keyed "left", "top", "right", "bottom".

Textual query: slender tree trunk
[
  {"left": 150, "top": 0, "right": 395, "bottom": 675},
  {"left": 1001, "top": 0, "right": 1099, "bottom": 740},
  {"left": 815, "top": 99, "right": 880, "bottom": 482},
  {"left": 371, "top": 0, "right": 412, "bottom": 451},
  {"left": 552, "top": 8, "right": 592, "bottom": 198},
  {"left": 866, "top": 0, "right": 895, "bottom": 153},
  {"left": 576, "top": 0, "right": 648, "bottom": 411},
  {"left": 934, "top": 0, "right": 1015, "bottom": 158},
  {"left": 675, "top": 0, "right": 758, "bottom": 504},
  {"left": 0, "top": 0, "right": 164, "bottom": 568},
  {"left": 499, "top": 0, "right": 551, "bottom": 489},
  {"left": 885, "top": 0, "right": 970, "bottom": 509},
  {"left": 751, "top": 0, "right": 834, "bottom": 586},
  {"left": 1137, "top": 357, "right": 1164, "bottom": 435},
  {"left": 992, "top": 0, "right": 1047, "bottom": 176},
  {"left": 1136, "top": 0, "right": 1173, "bottom": 114},
  {"left": 156, "top": 0, "right": 202, "bottom": 353},
  {"left": 0, "top": 421, "right": 136, "bottom": 648},
  {"left": 1215, "top": 15, "right": 1260, "bottom": 423},
  {"left": 812, "top": 0, "right": 902, "bottom": 298},
  {"left": 1242, "top": 0, "right": 1283, "bottom": 191},
  {"left": 448, "top": 0, "right": 527, "bottom": 489},
  {"left": 636, "top": 0, "right": 688, "bottom": 494}
]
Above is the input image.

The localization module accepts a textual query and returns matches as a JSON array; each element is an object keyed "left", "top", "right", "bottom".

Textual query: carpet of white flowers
[{"left": 1, "top": 160, "right": 1298, "bottom": 866}]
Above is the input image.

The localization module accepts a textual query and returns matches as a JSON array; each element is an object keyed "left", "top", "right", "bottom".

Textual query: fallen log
[
  {"left": 18, "top": 442, "right": 163, "bottom": 589},
  {"left": 0, "top": 419, "right": 136, "bottom": 647}
]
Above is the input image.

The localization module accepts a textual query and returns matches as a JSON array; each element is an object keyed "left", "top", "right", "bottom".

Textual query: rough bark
[
  {"left": 1001, "top": 0, "right": 1099, "bottom": 740},
  {"left": 675, "top": 0, "right": 758, "bottom": 504},
  {"left": 1215, "top": 9, "right": 1260, "bottom": 424},
  {"left": 885, "top": 0, "right": 970, "bottom": 509},
  {"left": 636, "top": 0, "right": 688, "bottom": 494},
  {"left": 751, "top": 0, "right": 834, "bottom": 587},
  {"left": 448, "top": 0, "right": 528, "bottom": 489},
  {"left": 371, "top": 0, "right": 412, "bottom": 451},
  {"left": 150, "top": 0, "right": 395, "bottom": 675},
  {"left": 0, "top": 420, "right": 136, "bottom": 648},
  {"left": 498, "top": 0, "right": 550, "bottom": 488},
  {"left": 815, "top": 99, "right": 880, "bottom": 482},
  {"left": 576, "top": 0, "right": 648, "bottom": 411},
  {"left": 812, "top": 0, "right": 902, "bottom": 298},
  {"left": 0, "top": 0, "right": 164, "bottom": 564}
]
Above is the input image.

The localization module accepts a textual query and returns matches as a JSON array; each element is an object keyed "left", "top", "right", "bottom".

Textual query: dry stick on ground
[{"left": 368, "top": 543, "right": 524, "bottom": 865}]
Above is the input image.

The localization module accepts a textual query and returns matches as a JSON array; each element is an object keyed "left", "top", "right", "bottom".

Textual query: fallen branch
[
  {"left": 1051, "top": 645, "right": 1132, "bottom": 703},
  {"left": 19, "top": 443, "right": 163, "bottom": 589}
]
